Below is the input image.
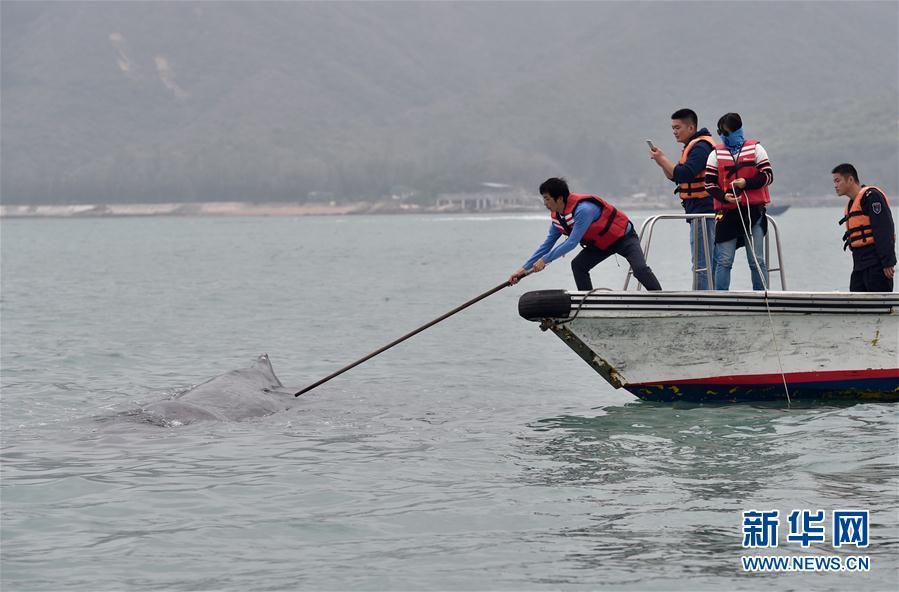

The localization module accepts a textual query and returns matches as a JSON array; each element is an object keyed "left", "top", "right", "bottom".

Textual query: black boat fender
[{"left": 518, "top": 290, "right": 571, "bottom": 321}]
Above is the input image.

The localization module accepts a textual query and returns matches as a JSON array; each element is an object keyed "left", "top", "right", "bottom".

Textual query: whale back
[{"left": 142, "top": 354, "right": 292, "bottom": 425}]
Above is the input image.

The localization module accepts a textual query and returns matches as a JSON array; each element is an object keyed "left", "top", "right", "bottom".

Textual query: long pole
[{"left": 294, "top": 276, "right": 524, "bottom": 396}]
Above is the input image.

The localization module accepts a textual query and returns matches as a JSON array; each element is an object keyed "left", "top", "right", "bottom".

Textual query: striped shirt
[{"left": 704, "top": 142, "right": 773, "bottom": 200}]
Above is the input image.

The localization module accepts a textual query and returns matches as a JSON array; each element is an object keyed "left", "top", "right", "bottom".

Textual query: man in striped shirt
[{"left": 704, "top": 113, "right": 774, "bottom": 290}]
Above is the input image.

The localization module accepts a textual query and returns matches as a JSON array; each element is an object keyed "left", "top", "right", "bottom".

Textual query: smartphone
[{"left": 646, "top": 139, "right": 656, "bottom": 150}]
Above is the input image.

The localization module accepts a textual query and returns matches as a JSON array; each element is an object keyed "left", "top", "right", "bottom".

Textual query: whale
[{"left": 140, "top": 354, "right": 296, "bottom": 426}]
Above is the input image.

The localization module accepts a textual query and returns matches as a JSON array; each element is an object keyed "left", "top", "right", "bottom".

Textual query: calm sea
[{"left": 1, "top": 208, "right": 897, "bottom": 591}]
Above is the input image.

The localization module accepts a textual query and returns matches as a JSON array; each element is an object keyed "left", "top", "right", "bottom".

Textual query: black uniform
[{"left": 847, "top": 187, "right": 896, "bottom": 292}]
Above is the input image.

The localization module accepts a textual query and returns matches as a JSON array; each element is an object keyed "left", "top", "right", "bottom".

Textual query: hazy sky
[{"left": 2, "top": 1, "right": 897, "bottom": 203}]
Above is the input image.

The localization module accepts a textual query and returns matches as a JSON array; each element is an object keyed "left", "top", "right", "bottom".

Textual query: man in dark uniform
[{"left": 832, "top": 163, "right": 896, "bottom": 292}]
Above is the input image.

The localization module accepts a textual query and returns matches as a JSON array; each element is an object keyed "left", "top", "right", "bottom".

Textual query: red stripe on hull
[{"left": 631, "top": 368, "right": 899, "bottom": 387}]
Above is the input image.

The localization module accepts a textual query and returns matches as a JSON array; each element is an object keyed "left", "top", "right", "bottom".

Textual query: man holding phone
[{"left": 648, "top": 108, "right": 717, "bottom": 289}]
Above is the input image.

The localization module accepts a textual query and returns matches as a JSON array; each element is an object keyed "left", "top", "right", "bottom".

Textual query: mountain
[{"left": 2, "top": 1, "right": 896, "bottom": 204}]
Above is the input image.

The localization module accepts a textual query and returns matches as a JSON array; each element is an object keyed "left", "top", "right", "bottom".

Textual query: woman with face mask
[{"left": 703, "top": 112, "right": 774, "bottom": 291}]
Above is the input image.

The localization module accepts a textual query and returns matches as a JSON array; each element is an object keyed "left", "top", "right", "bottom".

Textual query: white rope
[
  {"left": 558, "top": 287, "right": 613, "bottom": 325},
  {"left": 730, "top": 181, "right": 791, "bottom": 407}
]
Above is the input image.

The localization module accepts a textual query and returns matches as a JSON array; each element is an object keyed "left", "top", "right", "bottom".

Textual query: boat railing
[{"left": 623, "top": 213, "right": 787, "bottom": 291}]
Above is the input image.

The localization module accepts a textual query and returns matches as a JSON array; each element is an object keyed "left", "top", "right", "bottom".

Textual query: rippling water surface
[{"left": 2, "top": 209, "right": 897, "bottom": 590}]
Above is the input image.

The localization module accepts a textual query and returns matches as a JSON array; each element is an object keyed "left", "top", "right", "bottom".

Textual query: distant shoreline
[
  {"left": 0, "top": 200, "right": 536, "bottom": 219},
  {"left": 0, "top": 196, "right": 843, "bottom": 219},
  {"left": 0, "top": 200, "right": 404, "bottom": 219}
]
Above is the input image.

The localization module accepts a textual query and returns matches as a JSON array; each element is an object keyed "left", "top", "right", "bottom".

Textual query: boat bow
[{"left": 519, "top": 290, "right": 899, "bottom": 402}]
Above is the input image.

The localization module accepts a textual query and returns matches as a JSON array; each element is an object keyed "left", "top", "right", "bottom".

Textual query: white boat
[{"left": 518, "top": 214, "right": 899, "bottom": 403}]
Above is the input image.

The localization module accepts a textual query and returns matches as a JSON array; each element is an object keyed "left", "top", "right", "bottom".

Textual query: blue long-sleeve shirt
[{"left": 523, "top": 202, "right": 632, "bottom": 269}]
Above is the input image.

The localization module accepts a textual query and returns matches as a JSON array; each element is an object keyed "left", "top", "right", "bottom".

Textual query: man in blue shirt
[
  {"left": 509, "top": 178, "right": 662, "bottom": 291},
  {"left": 649, "top": 108, "right": 716, "bottom": 289}
]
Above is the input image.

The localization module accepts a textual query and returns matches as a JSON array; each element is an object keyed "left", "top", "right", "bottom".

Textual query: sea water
[{"left": 1, "top": 209, "right": 897, "bottom": 590}]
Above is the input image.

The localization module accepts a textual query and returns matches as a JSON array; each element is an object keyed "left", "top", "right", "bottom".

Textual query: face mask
[{"left": 721, "top": 127, "right": 745, "bottom": 150}]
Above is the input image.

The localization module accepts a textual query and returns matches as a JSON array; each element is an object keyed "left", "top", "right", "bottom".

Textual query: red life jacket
[
  {"left": 676, "top": 134, "right": 715, "bottom": 199},
  {"left": 713, "top": 139, "right": 770, "bottom": 210},
  {"left": 842, "top": 185, "right": 891, "bottom": 250},
  {"left": 550, "top": 193, "right": 630, "bottom": 250}
]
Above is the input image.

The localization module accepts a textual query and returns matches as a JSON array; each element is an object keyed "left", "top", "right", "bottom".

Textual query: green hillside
[{"left": 2, "top": 1, "right": 896, "bottom": 204}]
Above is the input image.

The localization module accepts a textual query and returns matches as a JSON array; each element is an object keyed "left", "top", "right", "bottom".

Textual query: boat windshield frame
[{"left": 623, "top": 213, "right": 787, "bottom": 291}]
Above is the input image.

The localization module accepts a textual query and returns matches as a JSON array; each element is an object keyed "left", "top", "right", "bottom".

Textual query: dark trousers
[
  {"left": 571, "top": 232, "right": 662, "bottom": 291},
  {"left": 850, "top": 266, "right": 894, "bottom": 292}
]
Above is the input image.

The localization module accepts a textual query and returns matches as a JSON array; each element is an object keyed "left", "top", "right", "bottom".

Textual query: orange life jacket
[
  {"left": 713, "top": 139, "right": 771, "bottom": 210},
  {"left": 551, "top": 193, "right": 630, "bottom": 250},
  {"left": 676, "top": 135, "right": 715, "bottom": 199},
  {"left": 841, "top": 185, "right": 890, "bottom": 250}
]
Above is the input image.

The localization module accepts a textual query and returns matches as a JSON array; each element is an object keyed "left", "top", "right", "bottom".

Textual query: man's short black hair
[
  {"left": 717, "top": 112, "right": 743, "bottom": 135},
  {"left": 671, "top": 108, "right": 698, "bottom": 128},
  {"left": 539, "top": 177, "right": 569, "bottom": 200},
  {"left": 832, "top": 163, "right": 859, "bottom": 182}
]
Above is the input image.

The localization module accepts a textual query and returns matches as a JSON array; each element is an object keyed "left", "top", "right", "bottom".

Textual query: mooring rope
[
  {"left": 556, "top": 287, "right": 613, "bottom": 326},
  {"left": 731, "top": 181, "right": 792, "bottom": 407}
]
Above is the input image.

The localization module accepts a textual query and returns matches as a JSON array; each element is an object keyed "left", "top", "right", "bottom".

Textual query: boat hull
[
  {"left": 520, "top": 290, "right": 899, "bottom": 403},
  {"left": 626, "top": 369, "right": 898, "bottom": 403}
]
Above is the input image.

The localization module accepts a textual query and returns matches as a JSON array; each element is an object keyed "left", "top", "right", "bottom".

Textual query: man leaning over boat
[
  {"left": 704, "top": 112, "right": 774, "bottom": 291},
  {"left": 508, "top": 177, "right": 662, "bottom": 291},
  {"left": 832, "top": 163, "right": 896, "bottom": 292}
]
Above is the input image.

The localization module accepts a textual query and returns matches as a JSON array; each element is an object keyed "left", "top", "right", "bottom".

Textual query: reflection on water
[
  {"left": 2, "top": 214, "right": 897, "bottom": 591},
  {"left": 518, "top": 402, "right": 899, "bottom": 589},
  {"left": 529, "top": 403, "right": 794, "bottom": 493}
]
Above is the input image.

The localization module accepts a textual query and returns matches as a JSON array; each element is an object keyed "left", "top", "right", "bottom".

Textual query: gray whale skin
[{"left": 142, "top": 354, "right": 294, "bottom": 425}]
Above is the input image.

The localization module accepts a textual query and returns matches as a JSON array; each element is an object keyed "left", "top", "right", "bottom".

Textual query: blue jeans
[
  {"left": 714, "top": 217, "right": 768, "bottom": 290},
  {"left": 690, "top": 217, "right": 717, "bottom": 290}
]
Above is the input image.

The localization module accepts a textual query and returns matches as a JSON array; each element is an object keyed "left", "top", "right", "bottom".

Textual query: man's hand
[
  {"left": 508, "top": 267, "right": 527, "bottom": 285},
  {"left": 509, "top": 260, "right": 546, "bottom": 285},
  {"left": 649, "top": 146, "right": 675, "bottom": 180},
  {"left": 885, "top": 266, "right": 895, "bottom": 279},
  {"left": 723, "top": 192, "right": 739, "bottom": 204},
  {"left": 732, "top": 178, "right": 747, "bottom": 190}
]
